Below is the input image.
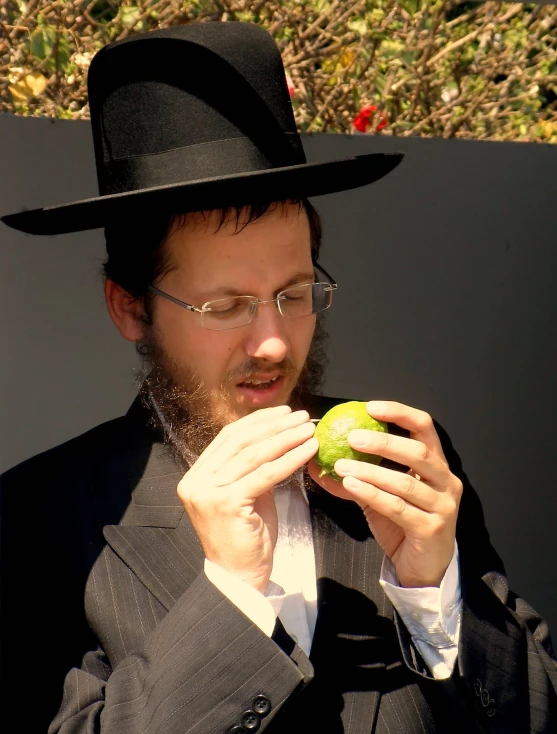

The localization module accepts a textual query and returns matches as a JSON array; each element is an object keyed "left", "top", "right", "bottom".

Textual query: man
[{"left": 1, "top": 21, "right": 556, "bottom": 734}]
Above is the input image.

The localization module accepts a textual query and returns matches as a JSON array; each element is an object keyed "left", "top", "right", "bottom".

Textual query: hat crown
[{"left": 87, "top": 22, "right": 305, "bottom": 195}]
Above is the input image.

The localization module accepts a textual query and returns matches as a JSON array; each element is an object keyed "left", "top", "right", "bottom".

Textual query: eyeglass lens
[{"left": 201, "top": 283, "right": 334, "bottom": 331}]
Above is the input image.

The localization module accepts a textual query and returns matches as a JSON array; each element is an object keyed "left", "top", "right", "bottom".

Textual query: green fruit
[{"left": 314, "top": 401, "right": 388, "bottom": 481}]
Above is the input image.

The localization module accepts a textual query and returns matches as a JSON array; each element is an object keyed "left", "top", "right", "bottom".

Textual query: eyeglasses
[{"left": 147, "top": 262, "right": 338, "bottom": 331}]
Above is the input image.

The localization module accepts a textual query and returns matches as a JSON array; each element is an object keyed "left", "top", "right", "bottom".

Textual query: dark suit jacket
[{"left": 1, "top": 396, "right": 556, "bottom": 734}]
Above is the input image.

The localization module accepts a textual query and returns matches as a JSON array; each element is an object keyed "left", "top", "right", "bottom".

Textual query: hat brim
[{"left": 1, "top": 153, "right": 403, "bottom": 236}]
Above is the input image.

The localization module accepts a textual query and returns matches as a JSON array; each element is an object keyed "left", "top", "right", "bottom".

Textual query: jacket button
[
  {"left": 480, "top": 688, "right": 490, "bottom": 707},
  {"left": 228, "top": 727, "right": 247, "bottom": 734},
  {"left": 253, "top": 695, "right": 271, "bottom": 717},
  {"left": 241, "top": 711, "right": 260, "bottom": 731}
]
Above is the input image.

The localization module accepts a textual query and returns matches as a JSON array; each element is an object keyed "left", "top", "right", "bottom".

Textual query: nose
[{"left": 244, "top": 300, "right": 289, "bottom": 363}]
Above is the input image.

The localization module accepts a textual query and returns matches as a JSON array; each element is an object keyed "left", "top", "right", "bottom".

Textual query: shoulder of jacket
[{"left": 0, "top": 413, "right": 132, "bottom": 486}]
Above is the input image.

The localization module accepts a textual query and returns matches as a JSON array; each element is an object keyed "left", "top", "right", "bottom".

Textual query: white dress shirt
[{"left": 205, "top": 468, "right": 462, "bottom": 680}]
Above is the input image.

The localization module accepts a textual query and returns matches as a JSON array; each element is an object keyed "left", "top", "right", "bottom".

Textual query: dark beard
[{"left": 135, "top": 317, "right": 328, "bottom": 460}]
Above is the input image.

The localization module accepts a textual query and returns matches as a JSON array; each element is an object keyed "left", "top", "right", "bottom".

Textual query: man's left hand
[{"left": 308, "top": 401, "right": 463, "bottom": 588}]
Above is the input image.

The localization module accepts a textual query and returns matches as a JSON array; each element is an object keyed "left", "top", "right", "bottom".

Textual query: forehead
[{"left": 163, "top": 203, "right": 313, "bottom": 291}]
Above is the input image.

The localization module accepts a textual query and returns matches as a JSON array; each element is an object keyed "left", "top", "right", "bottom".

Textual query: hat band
[{"left": 101, "top": 134, "right": 305, "bottom": 196}]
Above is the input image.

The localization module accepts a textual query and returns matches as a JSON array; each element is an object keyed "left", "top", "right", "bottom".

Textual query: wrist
[
  {"left": 204, "top": 560, "right": 277, "bottom": 637},
  {"left": 398, "top": 563, "right": 449, "bottom": 589},
  {"left": 205, "top": 559, "right": 271, "bottom": 594},
  {"left": 400, "top": 576, "right": 442, "bottom": 589},
  {"left": 242, "top": 572, "right": 271, "bottom": 594}
]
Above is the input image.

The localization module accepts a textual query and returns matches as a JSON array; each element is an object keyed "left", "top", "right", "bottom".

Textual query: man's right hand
[{"left": 177, "top": 405, "right": 318, "bottom": 593}]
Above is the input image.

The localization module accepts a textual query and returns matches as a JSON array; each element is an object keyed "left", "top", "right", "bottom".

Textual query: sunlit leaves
[
  {"left": 118, "top": 5, "right": 145, "bottom": 30},
  {"left": 29, "top": 26, "right": 72, "bottom": 73},
  {"left": 1, "top": 0, "right": 555, "bottom": 142},
  {"left": 9, "top": 70, "right": 48, "bottom": 103},
  {"left": 348, "top": 18, "right": 369, "bottom": 36},
  {"left": 378, "top": 39, "right": 406, "bottom": 60}
]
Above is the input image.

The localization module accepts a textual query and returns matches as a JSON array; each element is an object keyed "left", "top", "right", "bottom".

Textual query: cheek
[
  {"left": 288, "top": 317, "right": 316, "bottom": 364},
  {"left": 153, "top": 311, "right": 227, "bottom": 379},
  {"left": 195, "top": 336, "right": 234, "bottom": 379},
  {"left": 175, "top": 327, "right": 238, "bottom": 386}
]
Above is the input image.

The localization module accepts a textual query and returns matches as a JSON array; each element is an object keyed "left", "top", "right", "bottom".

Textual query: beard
[{"left": 135, "top": 317, "right": 328, "bottom": 461}]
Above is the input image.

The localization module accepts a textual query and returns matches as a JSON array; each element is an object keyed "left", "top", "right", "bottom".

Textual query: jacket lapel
[
  {"left": 103, "top": 515, "right": 204, "bottom": 612},
  {"left": 102, "top": 401, "right": 205, "bottom": 612},
  {"left": 309, "top": 486, "right": 394, "bottom": 734}
]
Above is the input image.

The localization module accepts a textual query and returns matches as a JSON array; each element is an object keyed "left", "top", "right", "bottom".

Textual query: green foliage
[
  {"left": 1, "top": 0, "right": 555, "bottom": 144},
  {"left": 89, "top": 1, "right": 120, "bottom": 24},
  {"left": 401, "top": 0, "right": 418, "bottom": 14},
  {"left": 379, "top": 39, "right": 406, "bottom": 60},
  {"left": 118, "top": 5, "right": 146, "bottom": 30},
  {"left": 276, "top": 26, "right": 295, "bottom": 42},
  {"left": 29, "top": 26, "right": 72, "bottom": 73},
  {"left": 348, "top": 18, "right": 369, "bottom": 36}
]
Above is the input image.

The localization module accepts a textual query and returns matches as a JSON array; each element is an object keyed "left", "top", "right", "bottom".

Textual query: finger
[
  {"left": 366, "top": 401, "right": 444, "bottom": 453},
  {"left": 197, "top": 408, "right": 307, "bottom": 467},
  {"left": 341, "top": 475, "right": 430, "bottom": 534},
  {"left": 197, "top": 405, "right": 292, "bottom": 462},
  {"left": 215, "top": 420, "right": 316, "bottom": 485},
  {"left": 307, "top": 459, "right": 366, "bottom": 505},
  {"left": 235, "top": 437, "right": 319, "bottom": 499},
  {"left": 346, "top": 430, "right": 448, "bottom": 485},
  {"left": 334, "top": 459, "right": 440, "bottom": 511}
]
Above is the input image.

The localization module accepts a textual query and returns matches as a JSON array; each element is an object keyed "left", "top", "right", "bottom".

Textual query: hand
[
  {"left": 178, "top": 405, "right": 318, "bottom": 593},
  {"left": 308, "top": 401, "right": 462, "bottom": 588}
]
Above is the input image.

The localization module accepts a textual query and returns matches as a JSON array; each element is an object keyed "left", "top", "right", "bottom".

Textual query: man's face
[{"left": 144, "top": 202, "right": 317, "bottom": 431}]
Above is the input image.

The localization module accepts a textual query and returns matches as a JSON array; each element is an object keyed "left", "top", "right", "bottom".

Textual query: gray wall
[
  {"left": 1, "top": 114, "right": 557, "bottom": 637},
  {"left": 0, "top": 115, "right": 137, "bottom": 472}
]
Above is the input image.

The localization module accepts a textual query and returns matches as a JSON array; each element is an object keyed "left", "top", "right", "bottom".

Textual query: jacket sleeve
[
  {"left": 393, "top": 420, "right": 557, "bottom": 734},
  {"left": 0, "top": 447, "right": 312, "bottom": 734},
  {"left": 50, "top": 572, "right": 313, "bottom": 734}
]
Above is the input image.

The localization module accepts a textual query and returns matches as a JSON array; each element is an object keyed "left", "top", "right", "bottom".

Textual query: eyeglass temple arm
[
  {"left": 147, "top": 285, "right": 200, "bottom": 313},
  {"left": 312, "top": 258, "right": 337, "bottom": 286}
]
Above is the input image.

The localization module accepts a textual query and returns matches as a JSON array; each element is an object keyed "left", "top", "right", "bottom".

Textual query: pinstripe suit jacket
[{"left": 1, "top": 396, "right": 556, "bottom": 734}]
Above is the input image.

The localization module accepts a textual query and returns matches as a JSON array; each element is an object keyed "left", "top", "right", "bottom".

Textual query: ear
[{"left": 104, "top": 278, "right": 146, "bottom": 342}]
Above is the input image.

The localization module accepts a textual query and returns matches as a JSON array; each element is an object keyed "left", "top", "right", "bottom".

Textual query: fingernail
[
  {"left": 344, "top": 476, "right": 360, "bottom": 490},
  {"left": 367, "top": 400, "right": 386, "bottom": 416},
  {"left": 349, "top": 429, "right": 370, "bottom": 448},
  {"left": 335, "top": 459, "right": 353, "bottom": 474}
]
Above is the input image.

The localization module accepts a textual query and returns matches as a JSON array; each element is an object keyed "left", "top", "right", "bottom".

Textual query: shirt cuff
[
  {"left": 379, "top": 541, "right": 462, "bottom": 679},
  {"left": 204, "top": 560, "right": 281, "bottom": 637}
]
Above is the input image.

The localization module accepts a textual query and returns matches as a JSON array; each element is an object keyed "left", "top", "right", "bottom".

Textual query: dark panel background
[{"left": 1, "top": 114, "right": 557, "bottom": 638}]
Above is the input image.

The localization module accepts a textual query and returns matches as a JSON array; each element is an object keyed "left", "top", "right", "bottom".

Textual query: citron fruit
[{"left": 314, "top": 401, "right": 388, "bottom": 481}]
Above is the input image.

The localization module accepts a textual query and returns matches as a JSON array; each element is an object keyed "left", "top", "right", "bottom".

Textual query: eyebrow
[{"left": 201, "top": 270, "right": 316, "bottom": 300}]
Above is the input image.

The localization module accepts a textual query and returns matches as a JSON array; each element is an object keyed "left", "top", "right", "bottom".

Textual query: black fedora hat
[{"left": 1, "top": 21, "right": 403, "bottom": 236}]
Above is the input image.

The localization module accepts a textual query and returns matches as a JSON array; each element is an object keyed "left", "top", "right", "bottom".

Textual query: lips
[
  {"left": 237, "top": 374, "right": 281, "bottom": 389},
  {"left": 235, "top": 374, "right": 286, "bottom": 408}
]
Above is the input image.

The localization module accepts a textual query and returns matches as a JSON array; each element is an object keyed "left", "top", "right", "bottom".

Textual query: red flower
[
  {"left": 353, "top": 104, "right": 388, "bottom": 133},
  {"left": 286, "top": 74, "right": 296, "bottom": 98}
]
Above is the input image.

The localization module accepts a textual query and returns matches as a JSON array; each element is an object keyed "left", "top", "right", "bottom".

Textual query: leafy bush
[{"left": 1, "top": 0, "right": 555, "bottom": 142}]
